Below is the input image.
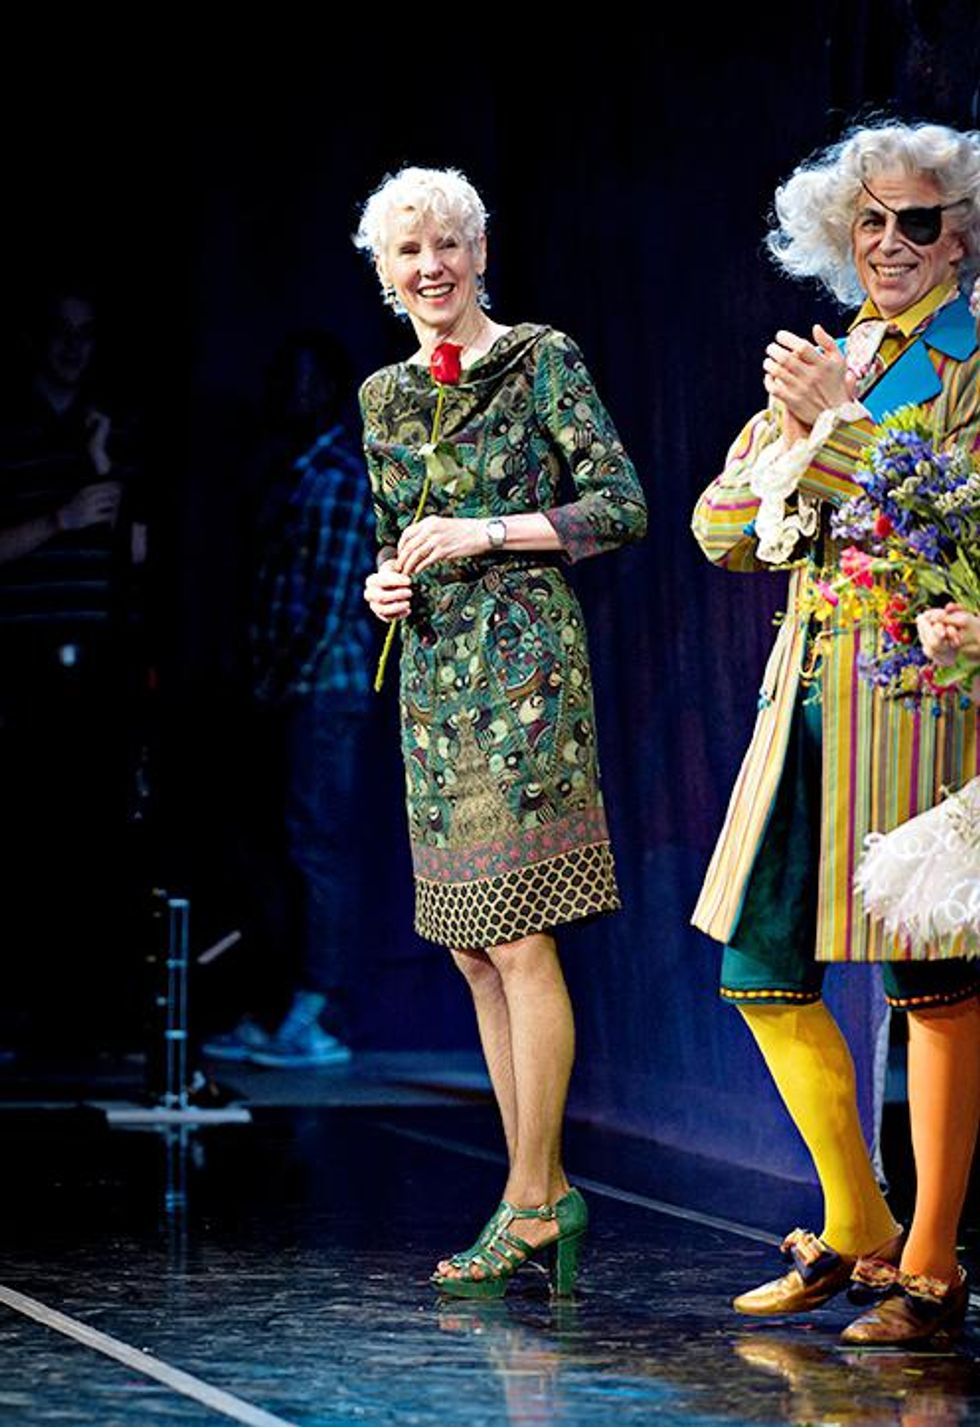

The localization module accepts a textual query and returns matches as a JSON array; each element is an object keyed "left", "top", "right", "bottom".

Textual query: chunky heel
[{"left": 550, "top": 1229, "right": 584, "bottom": 1297}]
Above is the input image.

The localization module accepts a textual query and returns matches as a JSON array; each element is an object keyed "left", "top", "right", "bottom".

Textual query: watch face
[{"left": 487, "top": 519, "right": 506, "bottom": 549}]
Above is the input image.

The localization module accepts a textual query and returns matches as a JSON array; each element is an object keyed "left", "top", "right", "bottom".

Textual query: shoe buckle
[
  {"left": 780, "top": 1227, "right": 813, "bottom": 1257},
  {"left": 782, "top": 1229, "right": 823, "bottom": 1266},
  {"left": 898, "top": 1270, "right": 956, "bottom": 1307},
  {"left": 848, "top": 1257, "right": 900, "bottom": 1306},
  {"left": 782, "top": 1229, "right": 838, "bottom": 1285},
  {"left": 851, "top": 1258, "right": 899, "bottom": 1292}
]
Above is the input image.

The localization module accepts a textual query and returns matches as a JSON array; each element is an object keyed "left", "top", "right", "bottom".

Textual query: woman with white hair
[
  {"left": 355, "top": 166, "right": 646, "bottom": 1298},
  {"left": 693, "top": 121, "right": 980, "bottom": 1346}
]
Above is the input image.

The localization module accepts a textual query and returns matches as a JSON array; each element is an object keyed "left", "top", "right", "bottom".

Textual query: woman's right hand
[{"left": 365, "top": 558, "right": 412, "bottom": 623}]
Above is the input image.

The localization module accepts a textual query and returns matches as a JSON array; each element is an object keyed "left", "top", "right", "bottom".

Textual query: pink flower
[
  {"left": 816, "top": 580, "right": 839, "bottom": 607},
  {"left": 840, "top": 546, "right": 875, "bottom": 588}
]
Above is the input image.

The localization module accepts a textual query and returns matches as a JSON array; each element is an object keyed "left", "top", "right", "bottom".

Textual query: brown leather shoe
[
  {"left": 841, "top": 1266, "right": 969, "bottom": 1346},
  {"left": 733, "top": 1228, "right": 855, "bottom": 1316}
]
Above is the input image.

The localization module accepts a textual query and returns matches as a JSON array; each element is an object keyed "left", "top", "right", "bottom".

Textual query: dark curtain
[{"left": 4, "top": 3, "right": 978, "bottom": 1174}]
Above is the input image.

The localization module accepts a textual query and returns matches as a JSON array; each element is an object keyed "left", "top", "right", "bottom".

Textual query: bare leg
[
  {"left": 490, "top": 931, "right": 574, "bottom": 1251},
  {"left": 439, "top": 931, "right": 576, "bottom": 1274},
  {"left": 902, "top": 998, "right": 980, "bottom": 1281},
  {"left": 451, "top": 947, "right": 517, "bottom": 1163}
]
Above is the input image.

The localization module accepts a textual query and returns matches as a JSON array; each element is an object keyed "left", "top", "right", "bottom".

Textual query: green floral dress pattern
[{"left": 360, "top": 325, "right": 646, "bottom": 948}]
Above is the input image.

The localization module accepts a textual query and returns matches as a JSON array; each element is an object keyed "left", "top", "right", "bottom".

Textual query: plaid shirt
[{"left": 251, "top": 424, "right": 374, "bottom": 704}]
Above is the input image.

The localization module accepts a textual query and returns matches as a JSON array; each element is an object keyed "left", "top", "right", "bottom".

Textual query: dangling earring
[
  {"left": 382, "top": 282, "right": 407, "bottom": 319},
  {"left": 476, "top": 272, "right": 490, "bottom": 311}
]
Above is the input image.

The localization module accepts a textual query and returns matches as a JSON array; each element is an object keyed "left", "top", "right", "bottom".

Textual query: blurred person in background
[
  {"left": 203, "top": 331, "right": 374, "bottom": 1068},
  {"left": 0, "top": 282, "right": 147, "bottom": 1053}
]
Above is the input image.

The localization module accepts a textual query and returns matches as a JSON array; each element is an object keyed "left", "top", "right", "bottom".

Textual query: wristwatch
[{"left": 485, "top": 518, "right": 507, "bottom": 551}]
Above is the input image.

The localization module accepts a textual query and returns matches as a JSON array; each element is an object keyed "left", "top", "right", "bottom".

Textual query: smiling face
[
  {"left": 852, "top": 170, "right": 965, "bottom": 318},
  {"left": 378, "top": 210, "right": 485, "bottom": 342}
]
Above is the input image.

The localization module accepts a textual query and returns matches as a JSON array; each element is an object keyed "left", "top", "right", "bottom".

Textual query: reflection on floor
[{"left": 0, "top": 1053, "right": 975, "bottom": 1426}]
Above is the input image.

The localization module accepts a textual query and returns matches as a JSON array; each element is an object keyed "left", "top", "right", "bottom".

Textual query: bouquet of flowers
[{"left": 804, "top": 405, "right": 980, "bottom": 701}]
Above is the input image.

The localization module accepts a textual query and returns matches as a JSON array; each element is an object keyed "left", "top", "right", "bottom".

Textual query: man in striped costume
[{"left": 692, "top": 121, "right": 980, "bottom": 1346}]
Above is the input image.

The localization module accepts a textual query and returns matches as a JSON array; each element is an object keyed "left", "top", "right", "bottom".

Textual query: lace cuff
[{"left": 750, "top": 401, "right": 869, "bottom": 564}]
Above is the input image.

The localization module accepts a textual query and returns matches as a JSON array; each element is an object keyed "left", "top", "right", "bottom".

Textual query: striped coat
[{"left": 691, "top": 293, "right": 980, "bottom": 962}]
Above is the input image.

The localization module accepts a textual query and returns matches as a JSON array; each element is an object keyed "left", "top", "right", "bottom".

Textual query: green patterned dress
[{"left": 360, "top": 324, "right": 646, "bottom": 949}]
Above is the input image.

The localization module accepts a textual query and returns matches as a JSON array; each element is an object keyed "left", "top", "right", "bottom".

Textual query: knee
[
  {"left": 908, "top": 997, "right": 980, "bottom": 1033},
  {"left": 487, "top": 933, "right": 562, "bottom": 990},
  {"left": 450, "top": 948, "right": 501, "bottom": 993}
]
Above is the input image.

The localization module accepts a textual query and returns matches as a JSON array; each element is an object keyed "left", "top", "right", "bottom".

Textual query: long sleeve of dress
[
  {"left": 359, "top": 377, "right": 401, "bottom": 562},
  {"left": 534, "top": 331, "right": 647, "bottom": 562}
]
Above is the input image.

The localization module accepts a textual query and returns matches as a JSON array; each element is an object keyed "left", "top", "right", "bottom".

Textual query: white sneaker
[{"left": 250, "top": 1021, "right": 352, "bottom": 1068}]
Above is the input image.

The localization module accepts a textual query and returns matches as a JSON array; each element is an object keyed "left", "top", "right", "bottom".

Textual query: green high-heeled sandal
[
  {"left": 431, "top": 1188, "right": 588, "bottom": 1300},
  {"left": 437, "top": 1202, "right": 508, "bottom": 1274}
]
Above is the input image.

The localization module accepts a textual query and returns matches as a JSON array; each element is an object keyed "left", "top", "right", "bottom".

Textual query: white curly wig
[
  {"left": 766, "top": 121, "right": 980, "bottom": 306},
  {"left": 353, "top": 166, "right": 489, "bottom": 314}
]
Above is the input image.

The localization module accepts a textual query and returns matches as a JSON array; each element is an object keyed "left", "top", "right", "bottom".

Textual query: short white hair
[
  {"left": 766, "top": 121, "right": 980, "bottom": 306},
  {"left": 353, "top": 166, "right": 489, "bottom": 313}
]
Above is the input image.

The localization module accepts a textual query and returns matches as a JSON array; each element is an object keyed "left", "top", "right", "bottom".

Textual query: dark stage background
[{"left": 4, "top": 4, "right": 979, "bottom": 1178}]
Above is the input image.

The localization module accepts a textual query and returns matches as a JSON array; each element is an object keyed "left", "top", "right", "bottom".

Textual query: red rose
[
  {"left": 874, "top": 512, "right": 894, "bottom": 538},
  {"left": 429, "top": 342, "right": 464, "bottom": 386}
]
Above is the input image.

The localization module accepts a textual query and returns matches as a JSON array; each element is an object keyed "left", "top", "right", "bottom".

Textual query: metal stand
[
  {"left": 160, "top": 895, "right": 189, "bottom": 1110},
  {"left": 91, "top": 891, "right": 250, "bottom": 1128}
]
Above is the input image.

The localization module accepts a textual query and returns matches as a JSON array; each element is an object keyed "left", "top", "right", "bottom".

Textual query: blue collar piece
[{"left": 861, "top": 293, "right": 977, "bottom": 423}]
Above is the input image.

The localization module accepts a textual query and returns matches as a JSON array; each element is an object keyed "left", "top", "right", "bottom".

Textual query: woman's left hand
[
  {"left": 763, "top": 324, "right": 855, "bottom": 429},
  {"left": 397, "top": 515, "right": 486, "bottom": 575}
]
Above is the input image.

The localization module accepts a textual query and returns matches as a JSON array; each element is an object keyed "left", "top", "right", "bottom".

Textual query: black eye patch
[
  {"left": 892, "top": 206, "right": 944, "bottom": 245},
  {"left": 860, "top": 181, "right": 965, "bottom": 247}
]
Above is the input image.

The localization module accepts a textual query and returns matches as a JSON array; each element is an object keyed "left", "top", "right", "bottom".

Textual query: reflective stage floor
[{"left": 0, "top": 1054, "right": 976, "bottom": 1426}]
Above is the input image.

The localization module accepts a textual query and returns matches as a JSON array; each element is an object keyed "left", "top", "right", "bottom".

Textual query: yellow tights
[{"left": 739, "top": 1001, "right": 900, "bottom": 1257}]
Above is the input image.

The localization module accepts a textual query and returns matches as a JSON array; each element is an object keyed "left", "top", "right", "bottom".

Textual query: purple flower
[{"left": 906, "top": 525, "right": 942, "bottom": 561}]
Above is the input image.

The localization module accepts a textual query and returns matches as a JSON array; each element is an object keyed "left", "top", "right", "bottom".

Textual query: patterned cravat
[{"left": 845, "top": 319, "right": 903, "bottom": 396}]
